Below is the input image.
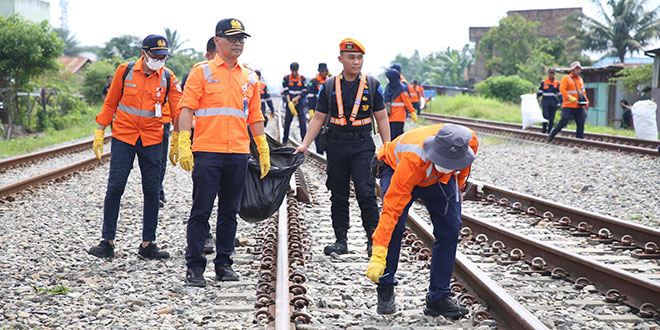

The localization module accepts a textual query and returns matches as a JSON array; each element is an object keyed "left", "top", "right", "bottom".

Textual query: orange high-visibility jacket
[
  {"left": 178, "top": 55, "right": 263, "bottom": 154},
  {"left": 372, "top": 124, "right": 478, "bottom": 249},
  {"left": 560, "top": 73, "right": 589, "bottom": 109},
  {"left": 411, "top": 85, "right": 428, "bottom": 103},
  {"left": 96, "top": 57, "right": 182, "bottom": 147},
  {"left": 388, "top": 91, "right": 415, "bottom": 122}
]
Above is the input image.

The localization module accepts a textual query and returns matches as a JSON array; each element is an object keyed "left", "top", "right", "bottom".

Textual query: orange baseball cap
[{"left": 339, "top": 38, "right": 365, "bottom": 54}]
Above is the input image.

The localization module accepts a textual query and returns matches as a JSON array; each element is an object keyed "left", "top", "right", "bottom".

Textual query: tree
[
  {"left": 82, "top": 57, "right": 123, "bottom": 103},
  {"left": 570, "top": 0, "right": 660, "bottom": 63},
  {"left": 0, "top": 15, "right": 63, "bottom": 137},
  {"left": 385, "top": 45, "right": 473, "bottom": 87},
  {"left": 609, "top": 63, "right": 653, "bottom": 94},
  {"left": 164, "top": 28, "right": 187, "bottom": 54},
  {"left": 166, "top": 48, "right": 205, "bottom": 78},
  {"left": 101, "top": 34, "right": 141, "bottom": 60},
  {"left": 54, "top": 28, "right": 80, "bottom": 56}
]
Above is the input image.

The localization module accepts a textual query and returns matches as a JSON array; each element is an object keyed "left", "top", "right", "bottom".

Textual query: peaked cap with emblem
[
  {"left": 142, "top": 34, "right": 171, "bottom": 56},
  {"left": 216, "top": 18, "right": 251, "bottom": 37}
]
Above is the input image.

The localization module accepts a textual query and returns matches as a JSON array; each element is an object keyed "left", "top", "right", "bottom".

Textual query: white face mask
[
  {"left": 434, "top": 163, "right": 454, "bottom": 174},
  {"left": 145, "top": 55, "right": 166, "bottom": 71}
]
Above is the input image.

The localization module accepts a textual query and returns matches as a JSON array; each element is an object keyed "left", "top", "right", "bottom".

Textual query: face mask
[
  {"left": 434, "top": 163, "right": 454, "bottom": 174},
  {"left": 145, "top": 55, "right": 165, "bottom": 71}
]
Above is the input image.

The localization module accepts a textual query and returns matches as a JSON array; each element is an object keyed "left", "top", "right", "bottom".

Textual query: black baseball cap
[
  {"left": 215, "top": 18, "right": 251, "bottom": 37},
  {"left": 548, "top": 68, "right": 556, "bottom": 73},
  {"left": 142, "top": 34, "right": 170, "bottom": 56}
]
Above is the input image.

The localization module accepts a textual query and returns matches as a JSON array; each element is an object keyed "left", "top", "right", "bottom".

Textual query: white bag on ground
[
  {"left": 520, "top": 94, "right": 547, "bottom": 129},
  {"left": 631, "top": 100, "right": 658, "bottom": 140}
]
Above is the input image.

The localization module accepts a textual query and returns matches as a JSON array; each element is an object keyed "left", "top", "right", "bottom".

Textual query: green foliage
[
  {"left": 35, "top": 285, "right": 71, "bottom": 295},
  {"left": 101, "top": 34, "right": 141, "bottom": 60},
  {"left": 54, "top": 28, "right": 80, "bottom": 56},
  {"left": 609, "top": 64, "right": 653, "bottom": 94},
  {"left": 387, "top": 45, "right": 473, "bottom": 87},
  {"left": 166, "top": 48, "right": 205, "bottom": 78},
  {"left": 568, "top": 0, "right": 660, "bottom": 63},
  {"left": 82, "top": 57, "right": 123, "bottom": 103},
  {"left": 165, "top": 28, "right": 187, "bottom": 53},
  {"left": 474, "top": 75, "right": 534, "bottom": 103},
  {"left": 477, "top": 15, "right": 542, "bottom": 76}
]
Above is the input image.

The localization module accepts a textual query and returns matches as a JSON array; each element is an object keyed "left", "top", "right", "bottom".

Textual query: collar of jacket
[{"left": 212, "top": 54, "right": 242, "bottom": 71}]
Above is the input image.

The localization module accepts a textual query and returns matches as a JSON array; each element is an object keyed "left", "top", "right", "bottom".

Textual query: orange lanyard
[{"left": 334, "top": 74, "right": 367, "bottom": 125}]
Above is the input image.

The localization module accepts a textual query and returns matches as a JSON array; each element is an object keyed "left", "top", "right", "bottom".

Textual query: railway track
[{"left": 420, "top": 113, "right": 660, "bottom": 156}]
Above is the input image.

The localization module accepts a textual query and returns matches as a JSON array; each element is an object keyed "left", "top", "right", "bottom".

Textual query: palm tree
[
  {"left": 54, "top": 28, "right": 80, "bottom": 56},
  {"left": 164, "top": 28, "right": 187, "bottom": 54},
  {"left": 571, "top": 0, "right": 660, "bottom": 63}
]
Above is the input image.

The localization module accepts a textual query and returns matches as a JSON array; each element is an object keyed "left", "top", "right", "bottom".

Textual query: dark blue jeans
[
  {"left": 551, "top": 107, "right": 586, "bottom": 138},
  {"left": 159, "top": 123, "right": 170, "bottom": 199},
  {"left": 378, "top": 167, "right": 462, "bottom": 302},
  {"left": 102, "top": 137, "right": 162, "bottom": 242},
  {"left": 282, "top": 101, "right": 306, "bottom": 143},
  {"left": 390, "top": 122, "right": 405, "bottom": 140},
  {"left": 185, "top": 152, "right": 249, "bottom": 271}
]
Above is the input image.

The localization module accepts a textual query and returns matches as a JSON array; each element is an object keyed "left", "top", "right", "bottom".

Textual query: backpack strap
[
  {"left": 366, "top": 75, "right": 378, "bottom": 134},
  {"left": 120, "top": 61, "right": 135, "bottom": 99},
  {"left": 321, "top": 78, "right": 335, "bottom": 129},
  {"left": 163, "top": 68, "right": 171, "bottom": 102}
]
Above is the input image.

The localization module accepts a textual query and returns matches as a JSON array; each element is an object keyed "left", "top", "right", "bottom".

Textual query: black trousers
[
  {"left": 282, "top": 102, "right": 306, "bottom": 143},
  {"left": 541, "top": 104, "right": 558, "bottom": 133},
  {"left": 325, "top": 134, "right": 379, "bottom": 240},
  {"left": 549, "top": 107, "right": 587, "bottom": 139}
]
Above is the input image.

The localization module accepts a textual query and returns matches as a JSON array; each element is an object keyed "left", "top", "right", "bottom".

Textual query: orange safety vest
[
  {"left": 178, "top": 55, "right": 263, "bottom": 154},
  {"left": 560, "top": 73, "right": 589, "bottom": 109},
  {"left": 373, "top": 124, "right": 478, "bottom": 248},
  {"left": 388, "top": 91, "right": 415, "bottom": 123},
  {"left": 328, "top": 74, "right": 372, "bottom": 127},
  {"left": 96, "top": 57, "right": 182, "bottom": 147}
]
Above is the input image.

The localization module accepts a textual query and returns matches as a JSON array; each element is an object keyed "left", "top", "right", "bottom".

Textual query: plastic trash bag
[
  {"left": 520, "top": 94, "right": 548, "bottom": 129},
  {"left": 631, "top": 100, "right": 658, "bottom": 140},
  {"left": 239, "top": 134, "right": 305, "bottom": 222}
]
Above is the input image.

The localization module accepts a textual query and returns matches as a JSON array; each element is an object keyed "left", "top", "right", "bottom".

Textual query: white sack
[
  {"left": 631, "top": 100, "right": 658, "bottom": 140},
  {"left": 520, "top": 94, "right": 547, "bottom": 129}
]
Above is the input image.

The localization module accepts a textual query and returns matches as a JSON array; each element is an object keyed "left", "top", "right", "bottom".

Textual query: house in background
[
  {"left": 0, "top": 0, "right": 50, "bottom": 22},
  {"left": 59, "top": 57, "right": 91, "bottom": 75},
  {"left": 644, "top": 48, "right": 660, "bottom": 131}
]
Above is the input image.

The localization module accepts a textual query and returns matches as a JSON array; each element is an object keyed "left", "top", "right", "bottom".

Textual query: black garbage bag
[{"left": 239, "top": 134, "right": 305, "bottom": 222}]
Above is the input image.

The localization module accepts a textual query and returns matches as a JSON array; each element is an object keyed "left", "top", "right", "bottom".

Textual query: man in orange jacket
[
  {"left": 89, "top": 34, "right": 182, "bottom": 260},
  {"left": 410, "top": 80, "right": 428, "bottom": 115},
  {"left": 177, "top": 18, "right": 270, "bottom": 287},
  {"left": 366, "top": 123, "right": 477, "bottom": 318},
  {"left": 385, "top": 69, "right": 417, "bottom": 139},
  {"left": 547, "top": 61, "right": 589, "bottom": 142}
]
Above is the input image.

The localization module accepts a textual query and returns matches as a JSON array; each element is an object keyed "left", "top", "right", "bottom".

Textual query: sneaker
[
  {"left": 423, "top": 294, "right": 468, "bottom": 319},
  {"left": 376, "top": 285, "right": 397, "bottom": 315},
  {"left": 203, "top": 234, "right": 214, "bottom": 254},
  {"left": 215, "top": 263, "right": 239, "bottom": 281},
  {"left": 138, "top": 243, "right": 170, "bottom": 260},
  {"left": 185, "top": 268, "right": 206, "bottom": 287},
  {"left": 323, "top": 240, "right": 348, "bottom": 256},
  {"left": 88, "top": 240, "right": 114, "bottom": 258}
]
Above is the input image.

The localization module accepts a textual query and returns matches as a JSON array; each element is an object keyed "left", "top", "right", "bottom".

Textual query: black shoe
[
  {"left": 138, "top": 243, "right": 170, "bottom": 260},
  {"left": 88, "top": 240, "right": 114, "bottom": 258},
  {"left": 376, "top": 285, "right": 397, "bottom": 315},
  {"left": 423, "top": 294, "right": 468, "bottom": 319},
  {"left": 215, "top": 263, "right": 239, "bottom": 281},
  {"left": 185, "top": 268, "right": 207, "bottom": 287},
  {"left": 323, "top": 240, "right": 348, "bottom": 256},
  {"left": 203, "top": 234, "right": 215, "bottom": 254}
]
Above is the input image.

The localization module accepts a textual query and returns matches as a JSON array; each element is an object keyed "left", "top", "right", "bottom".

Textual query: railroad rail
[{"left": 420, "top": 113, "right": 659, "bottom": 155}]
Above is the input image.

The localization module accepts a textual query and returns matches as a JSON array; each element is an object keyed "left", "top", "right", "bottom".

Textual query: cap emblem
[
  {"left": 345, "top": 43, "right": 354, "bottom": 50},
  {"left": 231, "top": 19, "right": 242, "bottom": 29},
  {"left": 157, "top": 39, "right": 166, "bottom": 47}
]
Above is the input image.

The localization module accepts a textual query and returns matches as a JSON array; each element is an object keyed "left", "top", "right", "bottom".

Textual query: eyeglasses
[{"left": 223, "top": 35, "right": 246, "bottom": 44}]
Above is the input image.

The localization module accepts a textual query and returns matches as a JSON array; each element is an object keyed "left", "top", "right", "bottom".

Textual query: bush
[
  {"left": 474, "top": 75, "right": 535, "bottom": 103},
  {"left": 82, "top": 57, "right": 121, "bottom": 104}
]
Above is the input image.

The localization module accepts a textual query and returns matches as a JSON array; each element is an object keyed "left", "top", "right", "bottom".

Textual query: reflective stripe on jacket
[
  {"left": 372, "top": 124, "right": 478, "bottom": 249},
  {"left": 177, "top": 55, "right": 263, "bottom": 154},
  {"left": 560, "top": 73, "right": 589, "bottom": 108},
  {"left": 388, "top": 91, "right": 415, "bottom": 122},
  {"left": 536, "top": 78, "right": 560, "bottom": 106},
  {"left": 96, "top": 57, "right": 182, "bottom": 147}
]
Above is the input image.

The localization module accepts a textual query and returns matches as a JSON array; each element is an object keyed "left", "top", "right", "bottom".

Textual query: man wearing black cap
[
  {"left": 282, "top": 62, "right": 307, "bottom": 144},
  {"left": 177, "top": 18, "right": 270, "bottom": 288},
  {"left": 536, "top": 69, "right": 560, "bottom": 134},
  {"left": 307, "top": 63, "right": 330, "bottom": 153},
  {"left": 366, "top": 123, "right": 478, "bottom": 318},
  {"left": 89, "top": 34, "right": 182, "bottom": 260}
]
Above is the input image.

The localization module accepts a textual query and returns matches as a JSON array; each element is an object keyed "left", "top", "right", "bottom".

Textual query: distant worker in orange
[
  {"left": 547, "top": 61, "right": 589, "bottom": 142},
  {"left": 282, "top": 62, "right": 307, "bottom": 144},
  {"left": 177, "top": 18, "right": 270, "bottom": 287},
  {"left": 255, "top": 70, "right": 275, "bottom": 127},
  {"left": 89, "top": 34, "right": 182, "bottom": 260},
  {"left": 307, "top": 62, "right": 330, "bottom": 154},
  {"left": 411, "top": 80, "right": 429, "bottom": 115},
  {"left": 385, "top": 69, "right": 417, "bottom": 140},
  {"left": 536, "top": 68, "right": 560, "bottom": 134},
  {"left": 366, "top": 123, "right": 477, "bottom": 318}
]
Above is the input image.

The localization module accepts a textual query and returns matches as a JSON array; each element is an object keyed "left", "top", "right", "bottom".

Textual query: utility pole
[{"left": 59, "top": 0, "right": 69, "bottom": 30}]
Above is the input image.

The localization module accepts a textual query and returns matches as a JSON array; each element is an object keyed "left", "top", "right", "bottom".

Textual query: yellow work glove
[
  {"left": 254, "top": 134, "right": 270, "bottom": 179},
  {"left": 168, "top": 131, "right": 179, "bottom": 166},
  {"left": 269, "top": 113, "right": 275, "bottom": 120},
  {"left": 366, "top": 245, "right": 388, "bottom": 283},
  {"left": 93, "top": 130, "right": 104, "bottom": 160},
  {"left": 178, "top": 131, "right": 194, "bottom": 172},
  {"left": 288, "top": 101, "right": 298, "bottom": 116},
  {"left": 308, "top": 109, "right": 314, "bottom": 119},
  {"left": 568, "top": 95, "right": 578, "bottom": 102},
  {"left": 411, "top": 112, "right": 419, "bottom": 123}
]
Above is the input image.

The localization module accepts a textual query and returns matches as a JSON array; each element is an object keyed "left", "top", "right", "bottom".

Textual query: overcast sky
[{"left": 48, "top": 0, "right": 660, "bottom": 83}]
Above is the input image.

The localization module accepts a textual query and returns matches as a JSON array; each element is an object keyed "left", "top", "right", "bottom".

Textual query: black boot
[
  {"left": 215, "top": 263, "right": 239, "bottom": 281},
  {"left": 376, "top": 285, "right": 396, "bottom": 314},
  {"left": 324, "top": 227, "right": 348, "bottom": 256},
  {"left": 547, "top": 129, "right": 558, "bottom": 142},
  {"left": 423, "top": 294, "right": 468, "bottom": 319}
]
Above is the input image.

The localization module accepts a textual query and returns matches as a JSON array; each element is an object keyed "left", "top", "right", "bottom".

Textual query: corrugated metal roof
[{"left": 59, "top": 57, "right": 91, "bottom": 74}]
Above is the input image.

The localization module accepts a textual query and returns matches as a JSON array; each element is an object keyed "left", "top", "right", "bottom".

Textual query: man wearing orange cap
[{"left": 295, "top": 38, "right": 391, "bottom": 257}]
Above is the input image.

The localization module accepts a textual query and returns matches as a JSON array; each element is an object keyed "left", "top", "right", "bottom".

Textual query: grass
[
  {"left": 35, "top": 285, "right": 71, "bottom": 295},
  {"left": 0, "top": 107, "right": 99, "bottom": 159},
  {"left": 425, "top": 95, "right": 645, "bottom": 138}
]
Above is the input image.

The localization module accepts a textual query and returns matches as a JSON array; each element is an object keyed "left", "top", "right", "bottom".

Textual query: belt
[{"left": 328, "top": 130, "right": 371, "bottom": 140}]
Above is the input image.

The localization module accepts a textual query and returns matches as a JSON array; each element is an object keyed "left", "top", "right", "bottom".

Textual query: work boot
[
  {"left": 547, "top": 130, "right": 557, "bottom": 142},
  {"left": 88, "top": 240, "right": 114, "bottom": 258},
  {"left": 203, "top": 233, "right": 214, "bottom": 254},
  {"left": 323, "top": 240, "right": 348, "bottom": 256},
  {"left": 185, "top": 268, "right": 206, "bottom": 287},
  {"left": 376, "top": 285, "right": 397, "bottom": 315},
  {"left": 138, "top": 242, "right": 170, "bottom": 260},
  {"left": 215, "top": 263, "right": 239, "bottom": 281},
  {"left": 423, "top": 294, "right": 468, "bottom": 319}
]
